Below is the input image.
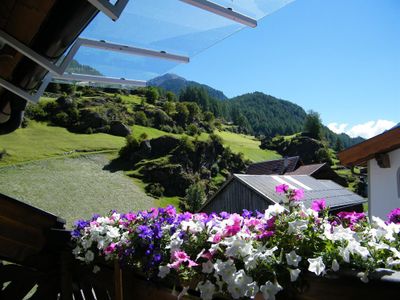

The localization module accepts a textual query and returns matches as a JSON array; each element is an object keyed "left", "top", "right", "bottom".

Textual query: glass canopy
[{"left": 62, "top": 0, "right": 294, "bottom": 85}]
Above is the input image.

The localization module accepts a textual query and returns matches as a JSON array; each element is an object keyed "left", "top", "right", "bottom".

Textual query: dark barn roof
[
  {"left": 203, "top": 174, "right": 365, "bottom": 212},
  {"left": 246, "top": 156, "right": 301, "bottom": 175},
  {"left": 286, "top": 163, "right": 326, "bottom": 175}
]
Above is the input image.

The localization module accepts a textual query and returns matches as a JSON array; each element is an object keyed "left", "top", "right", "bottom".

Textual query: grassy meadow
[
  {"left": 0, "top": 109, "right": 279, "bottom": 223},
  {"left": 0, "top": 155, "right": 153, "bottom": 227}
]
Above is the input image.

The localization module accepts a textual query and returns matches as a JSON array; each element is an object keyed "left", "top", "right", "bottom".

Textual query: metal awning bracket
[
  {"left": 87, "top": 0, "right": 129, "bottom": 21},
  {"left": 179, "top": 0, "right": 257, "bottom": 28}
]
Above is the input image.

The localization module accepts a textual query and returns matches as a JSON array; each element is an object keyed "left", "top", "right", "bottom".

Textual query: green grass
[
  {"left": 0, "top": 121, "right": 279, "bottom": 167},
  {"left": 215, "top": 130, "right": 281, "bottom": 162},
  {"left": 157, "top": 196, "right": 181, "bottom": 210},
  {"left": 0, "top": 121, "right": 125, "bottom": 166},
  {"left": 131, "top": 125, "right": 179, "bottom": 140},
  {"left": 119, "top": 94, "right": 143, "bottom": 105},
  {"left": 0, "top": 155, "right": 154, "bottom": 227}
]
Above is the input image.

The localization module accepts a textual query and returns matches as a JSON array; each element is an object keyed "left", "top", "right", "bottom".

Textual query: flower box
[
  {"left": 71, "top": 186, "right": 400, "bottom": 300},
  {"left": 110, "top": 266, "right": 400, "bottom": 300}
]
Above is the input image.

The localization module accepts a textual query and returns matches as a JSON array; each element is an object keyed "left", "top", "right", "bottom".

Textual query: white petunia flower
[
  {"left": 202, "top": 260, "right": 214, "bottom": 274},
  {"left": 339, "top": 246, "right": 350, "bottom": 263},
  {"left": 227, "top": 270, "right": 254, "bottom": 299},
  {"left": 264, "top": 204, "right": 285, "bottom": 219},
  {"left": 288, "top": 219, "right": 308, "bottom": 234},
  {"left": 224, "top": 238, "right": 253, "bottom": 258},
  {"left": 308, "top": 257, "right": 325, "bottom": 276},
  {"left": 288, "top": 268, "right": 301, "bottom": 282},
  {"left": 197, "top": 280, "right": 215, "bottom": 300},
  {"left": 245, "top": 281, "right": 259, "bottom": 298},
  {"left": 331, "top": 259, "right": 340, "bottom": 272},
  {"left": 93, "top": 265, "right": 101, "bottom": 274},
  {"left": 259, "top": 281, "right": 282, "bottom": 300},
  {"left": 358, "top": 272, "right": 369, "bottom": 283},
  {"left": 158, "top": 265, "right": 170, "bottom": 278},
  {"left": 181, "top": 220, "right": 204, "bottom": 233},
  {"left": 214, "top": 259, "right": 237, "bottom": 283},
  {"left": 346, "top": 241, "right": 370, "bottom": 260},
  {"left": 286, "top": 250, "right": 302, "bottom": 267},
  {"left": 386, "top": 257, "right": 400, "bottom": 267},
  {"left": 106, "top": 226, "right": 120, "bottom": 239},
  {"left": 84, "top": 250, "right": 95, "bottom": 263}
]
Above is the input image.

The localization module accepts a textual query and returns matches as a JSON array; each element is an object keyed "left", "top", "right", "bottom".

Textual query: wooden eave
[{"left": 338, "top": 127, "right": 400, "bottom": 167}]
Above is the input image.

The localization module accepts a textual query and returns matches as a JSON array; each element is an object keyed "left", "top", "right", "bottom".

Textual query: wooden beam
[{"left": 338, "top": 127, "right": 400, "bottom": 166}]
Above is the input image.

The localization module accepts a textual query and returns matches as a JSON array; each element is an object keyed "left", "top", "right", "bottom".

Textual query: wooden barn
[
  {"left": 201, "top": 174, "right": 365, "bottom": 214},
  {"left": 246, "top": 157, "right": 347, "bottom": 187}
]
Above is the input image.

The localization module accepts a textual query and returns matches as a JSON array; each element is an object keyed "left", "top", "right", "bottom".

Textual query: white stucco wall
[{"left": 369, "top": 148, "right": 400, "bottom": 219}]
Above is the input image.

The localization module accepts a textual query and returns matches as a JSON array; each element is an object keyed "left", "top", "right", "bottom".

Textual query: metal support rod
[
  {"left": 179, "top": 0, "right": 257, "bottom": 28},
  {"left": 87, "top": 0, "right": 129, "bottom": 21},
  {"left": 0, "top": 30, "right": 64, "bottom": 75},
  {"left": 53, "top": 73, "right": 147, "bottom": 87},
  {"left": 79, "top": 38, "right": 190, "bottom": 63},
  {"left": 0, "top": 73, "right": 52, "bottom": 103}
]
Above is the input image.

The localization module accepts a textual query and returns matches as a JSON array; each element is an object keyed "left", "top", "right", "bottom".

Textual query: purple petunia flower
[
  {"left": 311, "top": 199, "right": 326, "bottom": 212},
  {"left": 74, "top": 219, "right": 89, "bottom": 230},
  {"left": 242, "top": 209, "right": 253, "bottom": 218},
  {"left": 137, "top": 225, "right": 153, "bottom": 239},
  {"left": 387, "top": 208, "right": 400, "bottom": 224}
]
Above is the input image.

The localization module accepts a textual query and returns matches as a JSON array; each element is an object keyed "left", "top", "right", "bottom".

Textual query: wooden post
[
  {"left": 60, "top": 251, "right": 73, "bottom": 300},
  {"left": 114, "top": 260, "right": 123, "bottom": 300}
]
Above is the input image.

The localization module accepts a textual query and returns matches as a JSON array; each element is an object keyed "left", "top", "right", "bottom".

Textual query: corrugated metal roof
[
  {"left": 286, "top": 163, "right": 326, "bottom": 175},
  {"left": 246, "top": 156, "right": 300, "bottom": 175},
  {"left": 234, "top": 174, "right": 366, "bottom": 209}
]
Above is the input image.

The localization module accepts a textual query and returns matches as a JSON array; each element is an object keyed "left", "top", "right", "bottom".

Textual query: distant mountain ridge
[
  {"left": 148, "top": 73, "right": 228, "bottom": 100},
  {"left": 150, "top": 73, "right": 364, "bottom": 148}
]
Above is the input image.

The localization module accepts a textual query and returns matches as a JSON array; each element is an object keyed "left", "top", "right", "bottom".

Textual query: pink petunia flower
[
  {"left": 292, "top": 189, "right": 304, "bottom": 201},
  {"left": 275, "top": 184, "right": 289, "bottom": 194},
  {"left": 311, "top": 199, "right": 326, "bottom": 212}
]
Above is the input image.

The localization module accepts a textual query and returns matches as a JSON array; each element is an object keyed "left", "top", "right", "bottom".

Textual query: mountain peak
[{"left": 148, "top": 73, "right": 228, "bottom": 100}]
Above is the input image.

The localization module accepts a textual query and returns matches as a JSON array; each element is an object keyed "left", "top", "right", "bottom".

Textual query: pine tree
[{"left": 304, "top": 110, "right": 322, "bottom": 139}]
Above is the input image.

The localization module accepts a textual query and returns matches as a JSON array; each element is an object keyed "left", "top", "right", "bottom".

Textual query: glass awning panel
[
  {"left": 67, "top": 45, "right": 181, "bottom": 81},
  {"left": 60, "top": 0, "right": 294, "bottom": 86},
  {"left": 82, "top": 0, "right": 245, "bottom": 57},
  {"left": 210, "top": 0, "right": 294, "bottom": 20}
]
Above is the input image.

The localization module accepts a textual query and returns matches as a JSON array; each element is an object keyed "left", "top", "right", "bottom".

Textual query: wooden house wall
[{"left": 202, "top": 179, "right": 272, "bottom": 213}]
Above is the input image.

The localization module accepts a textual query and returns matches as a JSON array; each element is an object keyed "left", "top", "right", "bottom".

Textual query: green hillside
[
  {"left": 0, "top": 154, "right": 153, "bottom": 227},
  {"left": 0, "top": 121, "right": 124, "bottom": 166}
]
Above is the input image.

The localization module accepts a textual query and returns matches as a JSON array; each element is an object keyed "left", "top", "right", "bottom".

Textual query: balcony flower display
[{"left": 71, "top": 185, "right": 400, "bottom": 299}]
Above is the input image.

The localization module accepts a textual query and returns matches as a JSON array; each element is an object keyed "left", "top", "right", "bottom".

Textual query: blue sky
[{"left": 173, "top": 0, "right": 399, "bottom": 138}]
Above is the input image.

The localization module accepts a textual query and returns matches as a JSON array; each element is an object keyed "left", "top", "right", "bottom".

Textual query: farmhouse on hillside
[
  {"left": 201, "top": 174, "right": 365, "bottom": 214},
  {"left": 246, "top": 156, "right": 347, "bottom": 186},
  {"left": 338, "top": 126, "right": 400, "bottom": 219}
]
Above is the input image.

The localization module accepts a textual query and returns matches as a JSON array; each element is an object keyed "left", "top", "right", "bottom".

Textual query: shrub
[
  {"left": 160, "top": 125, "right": 173, "bottom": 133},
  {"left": 139, "top": 132, "right": 148, "bottom": 141},
  {"left": 134, "top": 111, "right": 149, "bottom": 126},
  {"left": 186, "top": 123, "right": 199, "bottom": 136},
  {"left": 52, "top": 112, "right": 70, "bottom": 127},
  {"left": 145, "top": 183, "right": 165, "bottom": 198},
  {"left": 25, "top": 103, "right": 47, "bottom": 120},
  {"left": 119, "top": 135, "right": 140, "bottom": 158},
  {"left": 183, "top": 181, "right": 206, "bottom": 212},
  {"left": 210, "top": 163, "right": 220, "bottom": 177}
]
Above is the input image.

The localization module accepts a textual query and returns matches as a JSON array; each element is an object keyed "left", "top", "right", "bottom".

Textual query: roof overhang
[{"left": 338, "top": 127, "right": 400, "bottom": 167}]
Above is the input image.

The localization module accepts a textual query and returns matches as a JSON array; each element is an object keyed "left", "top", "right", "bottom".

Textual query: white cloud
[
  {"left": 327, "top": 120, "right": 396, "bottom": 139},
  {"left": 327, "top": 123, "right": 348, "bottom": 134}
]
